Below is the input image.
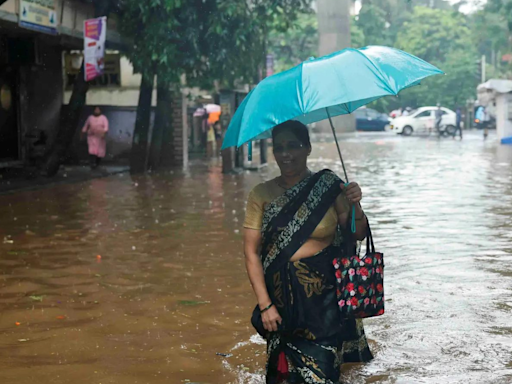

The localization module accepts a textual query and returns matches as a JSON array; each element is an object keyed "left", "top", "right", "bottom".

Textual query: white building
[{"left": 477, "top": 79, "right": 512, "bottom": 144}]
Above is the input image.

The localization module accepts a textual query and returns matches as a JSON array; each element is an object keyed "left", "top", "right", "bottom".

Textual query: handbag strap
[
  {"left": 355, "top": 218, "right": 375, "bottom": 257},
  {"left": 366, "top": 220, "right": 375, "bottom": 254}
]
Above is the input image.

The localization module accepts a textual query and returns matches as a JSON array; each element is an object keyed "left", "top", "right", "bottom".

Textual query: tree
[
  {"left": 394, "top": 7, "right": 478, "bottom": 108},
  {"left": 357, "top": 2, "right": 390, "bottom": 46},
  {"left": 350, "top": 0, "right": 512, "bottom": 113},
  {"left": 204, "top": 0, "right": 314, "bottom": 86},
  {"left": 486, "top": 0, "right": 512, "bottom": 33},
  {"left": 267, "top": 12, "right": 318, "bottom": 73},
  {"left": 120, "top": 0, "right": 314, "bottom": 173},
  {"left": 351, "top": 16, "right": 365, "bottom": 48},
  {"left": 396, "top": 7, "right": 474, "bottom": 64},
  {"left": 119, "top": 0, "right": 204, "bottom": 172}
]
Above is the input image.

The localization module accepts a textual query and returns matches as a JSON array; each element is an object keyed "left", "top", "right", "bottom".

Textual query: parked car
[
  {"left": 389, "top": 106, "right": 456, "bottom": 136},
  {"left": 354, "top": 108, "right": 391, "bottom": 131}
]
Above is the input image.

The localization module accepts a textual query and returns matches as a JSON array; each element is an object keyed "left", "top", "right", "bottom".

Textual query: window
[
  {"left": 354, "top": 109, "right": 367, "bottom": 118},
  {"left": 366, "top": 109, "right": 380, "bottom": 119},
  {"left": 415, "top": 111, "right": 431, "bottom": 118}
]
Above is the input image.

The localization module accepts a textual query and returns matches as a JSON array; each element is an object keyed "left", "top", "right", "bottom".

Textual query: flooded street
[{"left": 1, "top": 131, "right": 511, "bottom": 384}]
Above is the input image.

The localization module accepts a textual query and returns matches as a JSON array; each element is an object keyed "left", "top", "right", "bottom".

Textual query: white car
[{"left": 388, "top": 107, "right": 456, "bottom": 136}]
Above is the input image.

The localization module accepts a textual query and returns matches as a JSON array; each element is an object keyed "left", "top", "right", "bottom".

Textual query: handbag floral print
[{"left": 333, "top": 223, "right": 385, "bottom": 319}]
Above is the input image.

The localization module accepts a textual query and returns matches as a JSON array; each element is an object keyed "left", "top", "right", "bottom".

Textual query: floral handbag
[{"left": 333, "top": 223, "right": 384, "bottom": 319}]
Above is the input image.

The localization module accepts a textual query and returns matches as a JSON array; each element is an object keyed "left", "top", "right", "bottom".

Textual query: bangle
[{"left": 260, "top": 303, "right": 274, "bottom": 313}]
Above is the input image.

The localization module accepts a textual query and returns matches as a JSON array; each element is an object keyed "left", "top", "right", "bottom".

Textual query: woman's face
[
  {"left": 273, "top": 130, "right": 310, "bottom": 178},
  {"left": 94, "top": 107, "right": 101, "bottom": 116}
]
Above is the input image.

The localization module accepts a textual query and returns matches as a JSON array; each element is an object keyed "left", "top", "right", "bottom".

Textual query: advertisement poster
[
  {"left": 19, "top": 0, "right": 58, "bottom": 35},
  {"left": 84, "top": 17, "right": 107, "bottom": 82}
]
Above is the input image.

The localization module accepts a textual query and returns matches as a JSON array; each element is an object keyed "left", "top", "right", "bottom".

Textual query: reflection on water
[{"left": 0, "top": 131, "right": 511, "bottom": 384}]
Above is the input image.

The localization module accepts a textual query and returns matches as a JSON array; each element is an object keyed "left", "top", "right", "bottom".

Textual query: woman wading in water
[{"left": 243, "top": 121, "right": 373, "bottom": 383}]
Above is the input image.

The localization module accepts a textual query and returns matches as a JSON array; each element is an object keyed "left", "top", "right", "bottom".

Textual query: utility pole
[
  {"left": 481, "top": 55, "right": 486, "bottom": 84},
  {"left": 317, "top": 0, "right": 355, "bottom": 133}
]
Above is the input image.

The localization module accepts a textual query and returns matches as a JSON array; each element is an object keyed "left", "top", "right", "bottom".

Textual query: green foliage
[
  {"left": 394, "top": 7, "right": 479, "bottom": 108},
  {"left": 267, "top": 12, "right": 318, "bottom": 72},
  {"left": 119, "top": 0, "right": 313, "bottom": 88},
  {"left": 120, "top": 0, "right": 205, "bottom": 83},
  {"left": 396, "top": 7, "right": 474, "bottom": 63},
  {"left": 353, "top": 1, "right": 512, "bottom": 112},
  {"left": 486, "top": 0, "right": 512, "bottom": 31},
  {"left": 357, "top": 3, "right": 391, "bottom": 46},
  {"left": 472, "top": 8, "right": 509, "bottom": 55},
  {"left": 350, "top": 16, "right": 365, "bottom": 48}
]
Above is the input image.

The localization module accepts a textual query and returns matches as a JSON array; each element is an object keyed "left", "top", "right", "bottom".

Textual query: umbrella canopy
[
  {"left": 222, "top": 46, "right": 443, "bottom": 149},
  {"left": 205, "top": 104, "right": 221, "bottom": 114}
]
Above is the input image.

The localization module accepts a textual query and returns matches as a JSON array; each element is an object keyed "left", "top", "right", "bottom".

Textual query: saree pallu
[{"left": 257, "top": 170, "right": 373, "bottom": 384}]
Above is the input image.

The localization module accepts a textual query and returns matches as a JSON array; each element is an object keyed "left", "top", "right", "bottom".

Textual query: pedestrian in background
[
  {"left": 214, "top": 121, "right": 222, "bottom": 156},
  {"left": 81, "top": 106, "right": 109, "bottom": 169},
  {"left": 435, "top": 103, "right": 443, "bottom": 136},
  {"left": 206, "top": 123, "right": 215, "bottom": 158},
  {"left": 454, "top": 106, "right": 463, "bottom": 140}
]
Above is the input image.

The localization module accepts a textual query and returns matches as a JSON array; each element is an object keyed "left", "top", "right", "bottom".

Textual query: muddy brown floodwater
[{"left": 1, "top": 131, "right": 512, "bottom": 384}]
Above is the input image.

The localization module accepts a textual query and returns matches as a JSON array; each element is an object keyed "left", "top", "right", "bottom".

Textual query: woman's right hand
[{"left": 261, "top": 305, "right": 282, "bottom": 332}]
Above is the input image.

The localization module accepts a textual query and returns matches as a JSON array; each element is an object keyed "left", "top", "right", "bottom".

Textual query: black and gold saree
[{"left": 253, "top": 169, "right": 373, "bottom": 384}]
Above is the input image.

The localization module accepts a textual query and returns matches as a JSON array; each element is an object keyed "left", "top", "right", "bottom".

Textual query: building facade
[
  {"left": 0, "top": 0, "right": 122, "bottom": 167},
  {"left": 1, "top": 0, "right": 188, "bottom": 169}
]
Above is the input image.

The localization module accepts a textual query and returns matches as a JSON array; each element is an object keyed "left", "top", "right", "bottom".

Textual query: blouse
[{"left": 243, "top": 177, "right": 350, "bottom": 240}]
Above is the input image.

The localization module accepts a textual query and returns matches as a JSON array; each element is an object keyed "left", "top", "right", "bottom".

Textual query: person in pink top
[{"left": 82, "top": 106, "right": 109, "bottom": 169}]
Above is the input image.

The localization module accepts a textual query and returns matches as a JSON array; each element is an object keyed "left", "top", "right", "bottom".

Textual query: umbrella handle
[{"left": 343, "top": 183, "right": 357, "bottom": 234}]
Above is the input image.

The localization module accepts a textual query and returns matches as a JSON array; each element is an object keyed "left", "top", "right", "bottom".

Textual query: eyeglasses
[{"left": 273, "top": 142, "right": 305, "bottom": 154}]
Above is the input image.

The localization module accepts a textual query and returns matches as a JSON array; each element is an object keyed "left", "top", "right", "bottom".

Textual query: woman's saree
[{"left": 255, "top": 169, "right": 373, "bottom": 384}]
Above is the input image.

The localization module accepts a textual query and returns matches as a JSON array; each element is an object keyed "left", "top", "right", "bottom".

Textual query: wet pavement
[
  {"left": 0, "top": 130, "right": 511, "bottom": 384},
  {"left": 0, "top": 163, "right": 130, "bottom": 196}
]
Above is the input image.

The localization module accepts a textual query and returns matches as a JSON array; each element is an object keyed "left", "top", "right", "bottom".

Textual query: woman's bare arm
[
  {"left": 244, "top": 228, "right": 271, "bottom": 308},
  {"left": 244, "top": 228, "right": 282, "bottom": 332}
]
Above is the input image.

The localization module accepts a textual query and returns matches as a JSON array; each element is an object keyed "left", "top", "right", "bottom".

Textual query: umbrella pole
[
  {"left": 326, "top": 107, "right": 357, "bottom": 234},
  {"left": 325, "top": 108, "right": 349, "bottom": 183}
]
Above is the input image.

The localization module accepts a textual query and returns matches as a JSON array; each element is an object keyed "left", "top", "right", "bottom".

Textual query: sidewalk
[{"left": 0, "top": 162, "right": 130, "bottom": 196}]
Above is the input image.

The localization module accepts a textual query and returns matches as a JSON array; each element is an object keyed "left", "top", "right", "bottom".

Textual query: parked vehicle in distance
[
  {"left": 389, "top": 106, "right": 456, "bottom": 136},
  {"left": 354, "top": 107, "right": 391, "bottom": 131}
]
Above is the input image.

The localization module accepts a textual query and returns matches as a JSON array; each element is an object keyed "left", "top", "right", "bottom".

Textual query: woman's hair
[{"left": 272, "top": 120, "right": 311, "bottom": 148}]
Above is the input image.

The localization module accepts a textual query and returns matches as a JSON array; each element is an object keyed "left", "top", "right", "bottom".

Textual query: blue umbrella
[
  {"left": 222, "top": 46, "right": 443, "bottom": 232},
  {"left": 222, "top": 46, "right": 443, "bottom": 175}
]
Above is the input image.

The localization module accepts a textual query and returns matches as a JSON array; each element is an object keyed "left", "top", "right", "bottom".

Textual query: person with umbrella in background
[
  {"left": 222, "top": 46, "right": 443, "bottom": 383},
  {"left": 205, "top": 104, "right": 221, "bottom": 158}
]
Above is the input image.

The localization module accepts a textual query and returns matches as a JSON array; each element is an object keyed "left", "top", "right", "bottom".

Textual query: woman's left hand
[{"left": 341, "top": 182, "right": 362, "bottom": 204}]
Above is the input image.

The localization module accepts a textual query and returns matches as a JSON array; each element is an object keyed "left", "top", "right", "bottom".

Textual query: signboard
[
  {"left": 19, "top": 0, "right": 58, "bottom": 35},
  {"left": 64, "top": 53, "right": 121, "bottom": 89},
  {"left": 84, "top": 17, "right": 107, "bottom": 82}
]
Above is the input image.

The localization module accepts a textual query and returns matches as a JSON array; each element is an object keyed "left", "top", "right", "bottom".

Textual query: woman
[
  {"left": 214, "top": 121, "right": 223, "bottom": 156},
  {"left": 244, "top": 121, "right": 373, "bottom": 384},
  {"left": 206, "top": 123, "right": 216, "bottom": 158},
  {"left": 82, "top": 106, "right": 109, "bottom": 169}
]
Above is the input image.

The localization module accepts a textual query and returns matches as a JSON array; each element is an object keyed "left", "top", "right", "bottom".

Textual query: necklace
[{"left": 276, "top": 169, "right": 312, "bottom": 190}]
